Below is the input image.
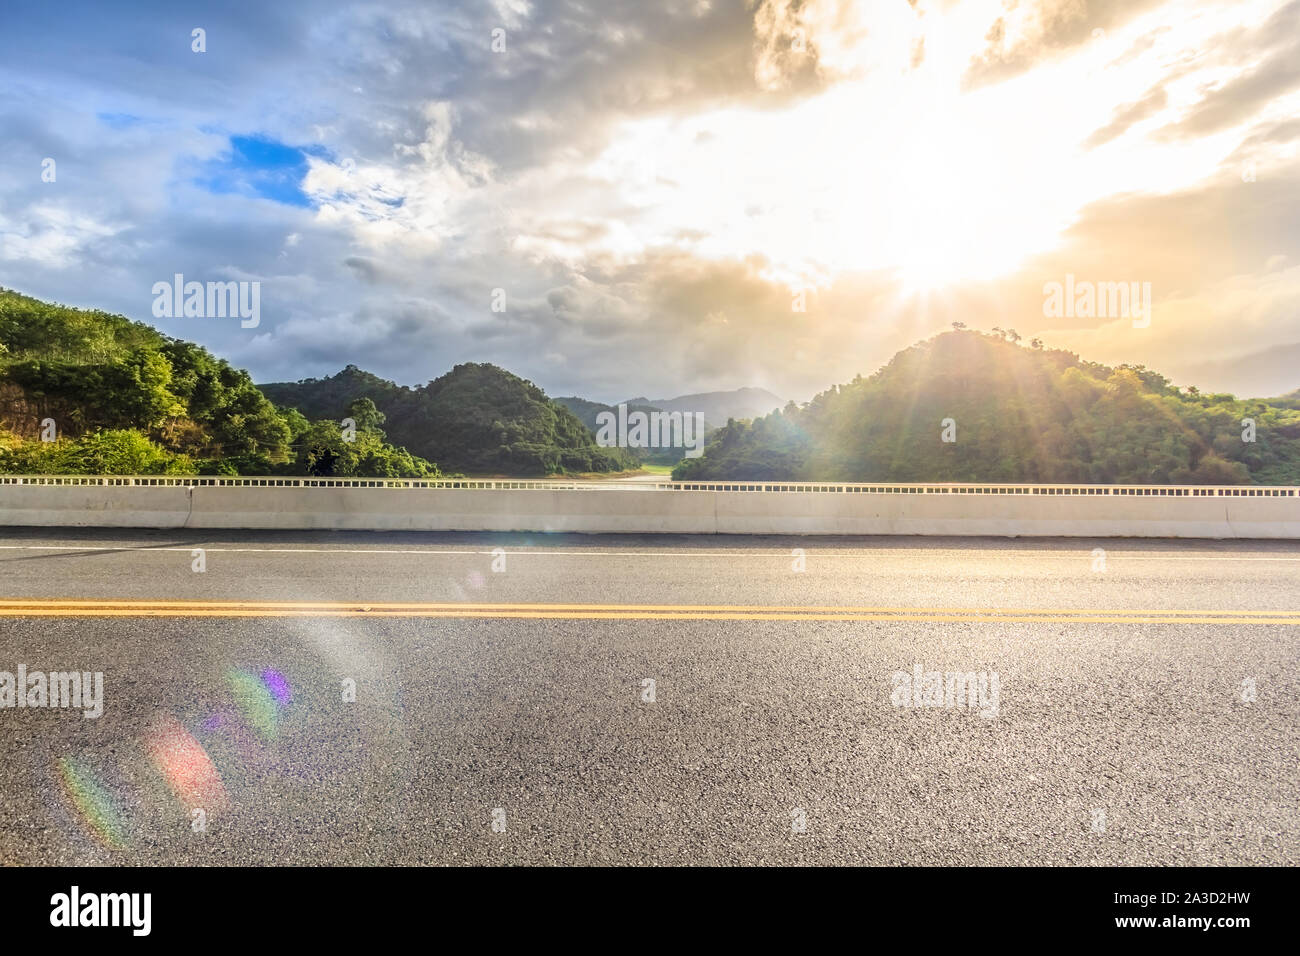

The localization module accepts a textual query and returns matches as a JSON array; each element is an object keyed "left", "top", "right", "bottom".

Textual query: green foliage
[
  {"left": 292, "top": 419, "right": 438, "bottom": 478},
  {"left": 345, "top": 397, "right": 386, "bottom": 434},
  {"left": 0, "top": 289, "right": 164, "bottom": 362},
  {"left": 259, "top": 364, "right": 404, "bottom": 421},
  {"left": 159, "top": 340, "right": 290, "bottom": 458},
  {"left": 10, "top": 287, "right": 1292, "bottom": 485},
  {"left": 276, "top": 405, "right": 311, "bottom": 441},
  {"left": 4, "top": 348, "right": 186, "bottom": 432},
  {"left": 0, "top": 288, "right": 289, "bottom": 465},
  {"left": 0, "top": 429, "right": 196, "bottom": 475},
  {"left": 1266, "top": 388, "right": 1300, "bottom": 411},
  {"left": 676, "top": 331, "right": 1300, "bottom": 485},
  {"left": 0, "top": 286, "right": 443, "bottom": 478},
  {"left": 264, "top": 362, "right": 637, "bottom": 476}
]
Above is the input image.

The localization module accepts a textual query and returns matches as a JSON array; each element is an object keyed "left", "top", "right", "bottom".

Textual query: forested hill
[
  {"left": 0, "top": 288, "right": 432, "bottom": 477},
  {"left": 258, "top": 364, "right": 405, "bottom": 422},
  {"left": 0, "top": 288, "right": 286, "bottom": 457},
  {"left": 1269, "top": 388, "right": 1300, "bottom": 410},
  {"left": 261, "top": 362, "right": 637, "bottom": 475},
  {"left": 6, "top": 287, "right": 1297, "bottom": 483},
  {"left": 674, "top": 330, "right": 1300, "bottom": 484}
]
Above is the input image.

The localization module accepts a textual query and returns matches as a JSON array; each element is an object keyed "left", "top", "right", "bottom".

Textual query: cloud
[
  {"left": 1, "top": 0, "right": 1298, "bottom": 406},
  {"left": 989, "top": 155, "right": 1300, "bottom": 397},
  {"left": 963, "top": 0, "right": 1164, "bottom": 89},
  {"left": 1233, "top": 117, "right": 1300, "bottom": 151},
  {"left": 1083, "top": 85, "right": 1168, "bottom": 148},
  {"left": 1151, "top": 1, "right": 1300, "bottom": 139},
  {"left": 750, "top": 0, "right": 927, "bottom": 90}
]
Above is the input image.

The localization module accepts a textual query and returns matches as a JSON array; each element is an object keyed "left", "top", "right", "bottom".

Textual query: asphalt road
[{"left": 1, "top": 528, "right": 1296, "bottom": 865}]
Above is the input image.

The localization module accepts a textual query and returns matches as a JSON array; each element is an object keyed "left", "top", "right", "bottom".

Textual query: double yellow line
[{"left": 0, "top": 599, "right": 1297, "bottom": 623}]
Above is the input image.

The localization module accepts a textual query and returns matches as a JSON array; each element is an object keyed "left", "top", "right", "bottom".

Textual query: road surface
[{"left": 1, "top": 528, "right": 1296, "bottom": 865}]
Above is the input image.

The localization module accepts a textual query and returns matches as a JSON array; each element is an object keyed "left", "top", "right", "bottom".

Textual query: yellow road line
[
  {"left": 4, "top": 544, "right": 1300, "bottom": 562},
  {"left": 3, "top": 598, "right": 1300, "bottom": 615},
  {"left": 0, "top": 599, "right": 1297, "bottom": 623}
]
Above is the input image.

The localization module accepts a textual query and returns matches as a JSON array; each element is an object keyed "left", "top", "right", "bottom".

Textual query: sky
[{"left": 0, "top": 0, "right": 1297, "bottom": 403}]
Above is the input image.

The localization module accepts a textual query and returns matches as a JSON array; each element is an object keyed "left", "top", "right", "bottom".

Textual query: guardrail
[
  {"left": 0, "top": 475, "right": 1296, "bottom": 496},
  {"left": 1, "top": 475, "right": 1297, "bottom": 535}
]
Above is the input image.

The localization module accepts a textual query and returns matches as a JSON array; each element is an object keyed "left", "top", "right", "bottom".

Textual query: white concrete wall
[
  {"left": 1, "top": 483, "right": 1298, "bottom": 537},
  {"left": 714, "top": 489, "right": 1300, "bottom": 537},
  {"left": 187, "top": 486, "right": 720, "bottom": 533},
  {"left": 0, "top": 485, "right": 194, "bottom": 529}
]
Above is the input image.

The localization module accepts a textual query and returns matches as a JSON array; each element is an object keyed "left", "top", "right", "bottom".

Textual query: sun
[
  {"left": 572, "top": 1, "right": 1085, "bottom": 295},
  {"left": 862, "top": 106, "right": 1048, "bottom": 294}
]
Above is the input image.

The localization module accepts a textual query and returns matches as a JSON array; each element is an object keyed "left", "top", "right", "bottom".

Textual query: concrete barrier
[
  {"left": 186, "top": 486, "right": 720, "bottom": 533},
  {"left": 0, "top": 485, "right": 194, "bottom": 529},
  {"left": 0, "top": 480, "right": 1297, "bottom": 537},
  {"left": 713, "top": 488, "right": 1300, "bottom": 537}
]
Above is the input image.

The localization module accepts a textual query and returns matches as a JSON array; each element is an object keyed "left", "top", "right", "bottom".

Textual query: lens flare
[
  {"left": 56, "top": 756, "right": 127, "bottom": 850},
  {"left": 147, "top": 715, "right": 230, "bottom": 812},
  {"left": 261, "top": 668, "right": 291, "bottom": 707},
  {"left": 227, "top": 668, "right": 282, "bottom": 739}
]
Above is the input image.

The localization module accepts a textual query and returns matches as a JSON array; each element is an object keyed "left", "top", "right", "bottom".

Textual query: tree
[
  {"left": 291, "top": 419, "right": 437, "bottom": 478},
  {"left": 277, "top": 406, "right": 310, "bottom": 441},
  {"left": 0, "top": 429, "right": 196, "bottom": 475},
  {"left": 345, "top": 397, "right": 386, "bottom": 434}
]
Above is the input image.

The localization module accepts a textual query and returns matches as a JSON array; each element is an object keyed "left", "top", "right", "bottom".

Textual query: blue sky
[
  {"left": 192, "top": 135, "right": 320, "bottom": 208},
  {"left": 1, "top": 0, "right": 1299, "bottom": 401}
]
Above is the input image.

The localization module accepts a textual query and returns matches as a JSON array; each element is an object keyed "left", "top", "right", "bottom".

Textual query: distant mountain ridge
[
  {"left": 1176, "top": 343, "right": 1300, "bottom": 402},
  {"left": 553, "top": 387, "right": 783, "bottom": 465},
  {"left": 553, "top": 395, "right": 662, "bottom": 432},
  {"left": 620, "top": 387, "right": 784, "bottom": 428},
  {"left": 552, "top": 396, "right": 684, "bottom": 465}
]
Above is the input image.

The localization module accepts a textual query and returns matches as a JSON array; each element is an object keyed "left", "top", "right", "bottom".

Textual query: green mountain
[
  {"left": 258, "top": 364, "right": 405, "bottom": 422},
  {"left": 552, "top": 395, "right": 679, "bottom": 465},
  {"left": 554, "top": 395, "right": 653, "bottom": 432},
  {"left": 261, "top": 363, "right": 638, "bottom": 476},
  {"left": 8, "top": 287, "right": 1297, "bottom": 484},
  {"left": 0, "top": 288, "right": 434, "bottom": 477},
  {"left": 674, "top": 330, "right": 1300, "bottom": 485}
]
